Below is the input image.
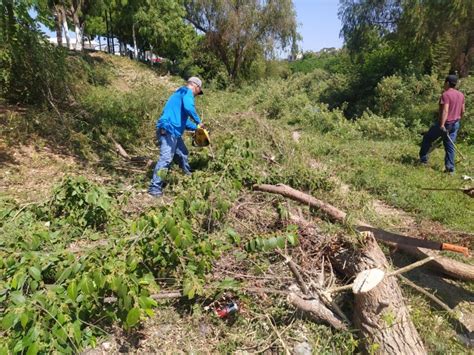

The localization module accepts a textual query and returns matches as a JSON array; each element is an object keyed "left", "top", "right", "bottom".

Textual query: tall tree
[
  {"left": 339, "top": 0, "right": 474, "bottom": 77},
  {"left": 185, "top": 0, "right": 298, "bottom": 80}
]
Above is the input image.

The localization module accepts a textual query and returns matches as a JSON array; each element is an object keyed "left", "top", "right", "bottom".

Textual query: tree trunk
[
  {"left": 332, "top": 232, "right": 426, "bottom": 354},
  {"left": 54, "top": 6, "right": 63, "bottom": 47},
  {"left": 72, "top": 8, "right": 82, "bottom": 51},
  {"left": 109, "top": 11, "right": 115, "bottom": 54},
  {"left": 253, "top": 184, "right": 474, "bottom": 281},
  {"left": 61, "top": 6, "right": 70, "bottom": 49},
  {"left": 132, "top": 22, "right": 138, "bottom": 60},
  {"left": 105, "top": 10, "right": 110, "bottom": 53},
  {"left": 5, "top": 0, "right": 15, "bottom": 41}
]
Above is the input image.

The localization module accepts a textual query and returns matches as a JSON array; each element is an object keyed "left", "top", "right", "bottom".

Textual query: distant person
[
  {"left": 419, "top": 75, "right": 465, "bottom": 173},
  {"left": 148, "top": 77, "right": 204, "bottom": 197}
]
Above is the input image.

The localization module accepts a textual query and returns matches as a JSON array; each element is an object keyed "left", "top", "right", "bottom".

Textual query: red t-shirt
[{"left": 439, "top": 88, "right": 465, "bottom": 122}]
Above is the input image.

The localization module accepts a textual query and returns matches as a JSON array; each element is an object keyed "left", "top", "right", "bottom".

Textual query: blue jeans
[
  {"left": 148, "top": 130, "right": 191, "bottom": 195},
  {"left": 419, "top": 121, "right": 460, "bottom": 172}
]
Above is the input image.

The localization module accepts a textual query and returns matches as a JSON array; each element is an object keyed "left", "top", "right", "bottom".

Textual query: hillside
[{"left": 1, "top": 52, "right": 473, "bottom": 354}]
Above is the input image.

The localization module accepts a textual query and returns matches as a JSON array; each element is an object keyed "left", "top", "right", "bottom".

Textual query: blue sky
[{"left": 294, "top": 0, "right": 343, "bottom": 51}]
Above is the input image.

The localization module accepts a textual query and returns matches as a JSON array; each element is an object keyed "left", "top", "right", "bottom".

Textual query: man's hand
[
  {"left": 198, "top": 123, "right": 206, "bottom": 130},
  {"left": 440, "top": 126, "right": 447, "bottom": 134}
]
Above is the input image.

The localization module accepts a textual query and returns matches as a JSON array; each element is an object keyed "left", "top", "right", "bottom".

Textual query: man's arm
[
  {"left": 183, "top": 92, "right": 201, "bottom": 125},
  {"left": 439, "top": 92, "right": 449, "bottom": 129},
  {"left": 440, "top": 103, "right": 449, "bottom": 129},
  {"left": 185, "top": 118, "right": 198, "bottom": 131}
]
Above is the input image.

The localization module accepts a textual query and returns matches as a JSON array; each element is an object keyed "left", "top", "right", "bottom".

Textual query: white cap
[{"left": 187, "top": 76, "right": 204, "bottom": 95}]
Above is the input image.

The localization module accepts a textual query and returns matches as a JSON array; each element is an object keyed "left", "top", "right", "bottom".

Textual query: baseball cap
[
  {"left": 187, "top": 76, "right": 204, "bottom": 95},
  {"left": 445, "top": 75, "right": 458, "bottom": 86}
]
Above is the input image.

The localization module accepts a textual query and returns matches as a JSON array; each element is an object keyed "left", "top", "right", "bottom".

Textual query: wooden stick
[
  {"left": 397, "top": 275, "right": 457, "bottom": 317},
  {"left": 283, "top": 255, "right": 310, "bottom": 295},
  {"left": 110, "top": 137, "right": 131, "bottom": 160},
  {"left": 327, "top": 256, "right": 436, "bottom": 294}
]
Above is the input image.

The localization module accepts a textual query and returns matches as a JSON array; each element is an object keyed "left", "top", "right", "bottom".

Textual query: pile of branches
[{"left": 245, "top": 184, "right": 473, "bottom": 354}]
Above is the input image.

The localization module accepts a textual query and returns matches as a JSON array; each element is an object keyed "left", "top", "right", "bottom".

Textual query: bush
[
  {"left": 458, "top": 76, "right": 474, "bottom": 144},
  {"left": 355, "top": 111, "right": 408, "bottom": 140},
  {"left": 49, "top": 176, "right": 113, "bottom": 229},
  {"left": 374, "top": 75, "right": 440, "bottom": 128},
  {"left": 0, "top": 7, "right": 71, "bottom": 106}
]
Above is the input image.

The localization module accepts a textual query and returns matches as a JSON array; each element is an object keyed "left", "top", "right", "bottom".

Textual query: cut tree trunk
[
  {"left": 332, "top": 232, "right": 426, "bottom": 354},
  {"left": 253, "top": 184, "right": 474, "bottom": 281}
]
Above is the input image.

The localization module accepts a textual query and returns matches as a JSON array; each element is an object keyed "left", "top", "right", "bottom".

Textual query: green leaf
[
  {"left": 2, "top": 312, "right": 19, "bottom": 330},
  {"left": 10, "top": 291, "right": 26, "bottom": 305},
  {"left": 139, "top": 296, "right": 157, "bottom": 309},
  {"left": 67, "top": 281, "right": 78, "bottom": 301},
  {"left": 264, "top": 237, "right": 278, "bottom": 251},
  {"left": 13, "top": 339, "right": 25, "bottom": 353},
  {"left": 28, "top": 266, "right": 41, "bottom": 281},
  {"left": 126, "top": 308, "right": 140, "bottom": 328},
  {"left": 20, "top": 312, "right": 29, "bottom": 329},
  {"left": 26, "top": 342, "right": 39, "bottom": 355},
  {"left": 276, "top": 236, "right": 286, "bottom": 249},
  {"left": 218, "top": 278, "right": 241, "bottom": 290},
  {"left": 287, "top": 233, "right": 298, "bottom": 246},
  {"left": 227, "top": 228, "right": 241, "bottom": 244}
]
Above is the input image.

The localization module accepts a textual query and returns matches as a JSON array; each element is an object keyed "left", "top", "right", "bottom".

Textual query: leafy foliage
[
  {"left": 0, "top": 2, "right": 71, "bottom": 105},
  {"left": 49, "top": 176, "right": 113, "bottom": 229},
  {"left": 185, "top": 0, "right": 298, "bottom": 80}
]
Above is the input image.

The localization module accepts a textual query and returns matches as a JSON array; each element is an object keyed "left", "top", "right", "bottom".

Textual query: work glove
[{"left": 440, "top": 126, "right": 447, "bottom": 135}]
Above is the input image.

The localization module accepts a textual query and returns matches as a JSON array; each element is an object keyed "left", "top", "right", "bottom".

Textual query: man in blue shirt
[{"left": 148, "top": 77, "right": 204, "bottom": 197}]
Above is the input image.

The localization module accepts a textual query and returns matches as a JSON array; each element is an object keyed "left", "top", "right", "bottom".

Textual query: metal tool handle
[{"left": 441, "top": 243, "right": 469, "bottom": 256}]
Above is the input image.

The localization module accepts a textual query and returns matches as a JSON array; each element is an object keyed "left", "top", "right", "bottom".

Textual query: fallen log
[
  {"left": 332, "top": 232, "right": 426, "bottom": 354},
  {"left": 253, "top": 183, "right": 474, "bottom": 281}
]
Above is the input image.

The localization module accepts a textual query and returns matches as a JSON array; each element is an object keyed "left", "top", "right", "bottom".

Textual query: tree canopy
[
  {"left": 339, "top": 0, "right": 474, "bottom": 77},
  {"left": 185, "top": 0, "right": 298, "bottom": 80}
]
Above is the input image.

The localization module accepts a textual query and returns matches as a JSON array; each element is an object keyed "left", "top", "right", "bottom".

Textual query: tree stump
[{"left": 333, "top": 232, "right": 426, "bottom": 354}]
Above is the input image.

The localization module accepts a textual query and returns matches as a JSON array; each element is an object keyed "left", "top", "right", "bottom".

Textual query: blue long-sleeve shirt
[{"left": 156, "top": 87, "right": 201, "bottom": 137}]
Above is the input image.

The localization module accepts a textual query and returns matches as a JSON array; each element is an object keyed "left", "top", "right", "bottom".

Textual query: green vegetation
[
  {"left": 1, "top": 0, "right": 473, "bottom": 353},
  {"left": 2, "top": 51, "right": 472, "bottom": 352}
]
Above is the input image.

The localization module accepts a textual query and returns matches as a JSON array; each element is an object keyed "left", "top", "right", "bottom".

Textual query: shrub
[
  {"left": 49, "top": 176, "right": 113, "bottom": 229},
  {"left": 374, "top": 75, "right": 440, "bottom": 128},
  {"left": 355, "top": 111, "right": 408, "bottom": 140}
]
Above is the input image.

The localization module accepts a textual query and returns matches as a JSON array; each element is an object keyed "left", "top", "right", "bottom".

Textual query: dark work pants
[{"left": 419, "top": 120, "right": 460, "bottom": 172}]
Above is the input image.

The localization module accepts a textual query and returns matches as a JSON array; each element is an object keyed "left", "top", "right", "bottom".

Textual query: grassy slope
[{"left": 1, "top": 52, "right": 472, "bottom": 353}]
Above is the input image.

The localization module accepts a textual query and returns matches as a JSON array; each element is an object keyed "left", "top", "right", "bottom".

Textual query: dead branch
[
  {"left": 110, "top": 137, "right": 131, "bottom": 160},
  {"left": 397, "top": 275, "right": 456, "bottom": 317},
  {"left": 283, "top": 256, "right": 310, "bottom": 295},
  {"left": 253, "top": 183, "right": 474, "bottom": 281}
]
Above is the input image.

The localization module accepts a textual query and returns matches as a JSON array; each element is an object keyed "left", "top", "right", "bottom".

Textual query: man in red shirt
[{"left": 419, "top": 75, "right": 465, "bottom": 173}]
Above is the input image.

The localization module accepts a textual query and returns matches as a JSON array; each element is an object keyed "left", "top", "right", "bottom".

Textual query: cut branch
[
  {"left": 287, "top": 293, "right": 348, "bottom": 331},
  {"left": 253, "top": 183, "right": 474, "bottom": 281}
]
